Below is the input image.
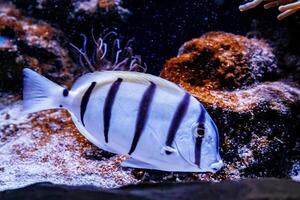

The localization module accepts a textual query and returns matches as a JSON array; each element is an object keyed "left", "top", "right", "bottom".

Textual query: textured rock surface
[
  {"left": 245, "top": 17, "right": 300, "bottom": 85},
  {"left": 162, "top": 32, "right": 278, "bottom": 90},
  {"left": 161, "top": 31, "right": 300, "bottom": 180},
  {"left": 0, "top": 4, "right": 76, "bottom": 91},
  {"left": 1, "top": 179, "right": 300, "bottom": 200}
]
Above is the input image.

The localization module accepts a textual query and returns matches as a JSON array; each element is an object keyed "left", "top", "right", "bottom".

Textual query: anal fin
[{"left": 121, "top": 158, "right": 157, "bottom": 170}]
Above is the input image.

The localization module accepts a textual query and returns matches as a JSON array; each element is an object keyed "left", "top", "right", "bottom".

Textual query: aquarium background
[{"left": 0, "top": 0, "right": 300, "bottom": 199}]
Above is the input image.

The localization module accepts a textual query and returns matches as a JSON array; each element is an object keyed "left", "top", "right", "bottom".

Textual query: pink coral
[{"left": 239, "top": 0, "right": 300, "bottom": 20}]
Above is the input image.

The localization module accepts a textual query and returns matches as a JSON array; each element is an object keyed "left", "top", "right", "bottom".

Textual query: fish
[{"left": 22, "top": 68, "right": 224, "bottom": 172}]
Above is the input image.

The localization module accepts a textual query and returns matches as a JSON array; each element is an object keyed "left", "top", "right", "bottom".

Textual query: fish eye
[
  {"left": 196, "top": 126, "right": 205, "bottom": 138},
  {"left": 192, "top": 122, "right": 205, "bottom": 138}
]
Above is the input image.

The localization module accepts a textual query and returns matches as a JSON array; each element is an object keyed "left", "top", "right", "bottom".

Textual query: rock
[
  {"left": 245, "top": 18, "right": 300, "bottom": 85},
  {"left": 0, "top": 4, "right": 76, "bottom": 91},
  {"left": 162, "top": 32, "right": 278, "bottom": 91},
  {"left": 0, "top": 178, "right": 300, "bottom": 200},
  {"left": 160, "top": 31, "right": 300, "bottom": 180}
]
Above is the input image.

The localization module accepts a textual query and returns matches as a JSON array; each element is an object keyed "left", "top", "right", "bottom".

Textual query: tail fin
[{"left": 23, "top": 68, "right": 64, "bottom": 113}]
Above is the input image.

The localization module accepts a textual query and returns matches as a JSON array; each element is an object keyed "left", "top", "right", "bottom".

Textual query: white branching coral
[{"left": 239, "top": 0, "right": 300, "bottom": 20}]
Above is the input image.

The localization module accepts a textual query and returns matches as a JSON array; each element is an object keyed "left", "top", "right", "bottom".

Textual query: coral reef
[
  {"left": 0, "top": 4, "right": 76, "bottom": 91},
  {"left": 239, "top": 0, "right": 300, "bottom": 20},
  {"left": 161, "top": 31, "right": 300, "bottom": 180}
]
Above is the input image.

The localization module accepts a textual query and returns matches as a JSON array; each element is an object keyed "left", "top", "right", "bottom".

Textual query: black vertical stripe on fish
[
  {"left": 194, "top": 135, "right": 203, "bottom": 167},
  {"left": 194, "top": 105, "right": 206, "bottom": 167},
  {"left": 197, "top": 105, "right": 222, "bottom": 165},
  {"left": 201, "top": 102, "right": 220, "bottom": 152},
  {"left": 128, "top": 82, "right": 156, "bottom": 155},
  {"left": 165, "top": 93, "right": 190, "bottom": 155},
  {"left": 103, "top": 78, "right": 123, "bottom": 143},
  {"left": 80, "top": 81, "right": 96, "bottom": 127}
]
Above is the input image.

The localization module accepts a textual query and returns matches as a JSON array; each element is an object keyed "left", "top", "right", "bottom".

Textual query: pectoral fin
[{"left": 121, "top": 158, "right": 157, "bottom": 170}]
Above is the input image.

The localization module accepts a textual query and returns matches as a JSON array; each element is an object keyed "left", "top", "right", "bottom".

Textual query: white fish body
[{"left": 23, "top": 68, "right": 224, "bottom": 172}]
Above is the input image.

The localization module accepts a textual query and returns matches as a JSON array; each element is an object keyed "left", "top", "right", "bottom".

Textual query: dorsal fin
[{"left": 71, "top": 71, "right": 184, "bottom": 94}]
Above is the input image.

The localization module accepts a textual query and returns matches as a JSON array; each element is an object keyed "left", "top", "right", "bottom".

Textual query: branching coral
[{"left": 239, "top": 0, "right": 300, "bottom": 20}]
